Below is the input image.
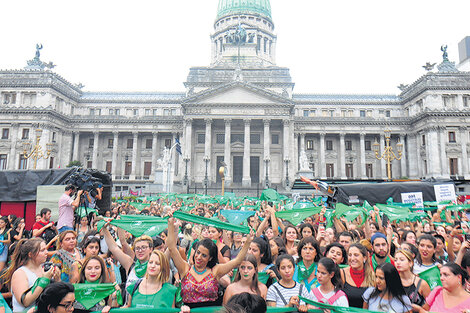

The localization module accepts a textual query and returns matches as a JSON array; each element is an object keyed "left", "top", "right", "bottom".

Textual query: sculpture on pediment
[
  {"left": 231, "top": 23, "right": 247, "bottom": 46},
  {"left": 441, "top": 45, "right": 448, "bottom": 61},
  {"left": 35, "top": 44, "right": 43, "bottom": 59},
  {"left": 299, "top": 150, "right": 310, "bottom": 171}
]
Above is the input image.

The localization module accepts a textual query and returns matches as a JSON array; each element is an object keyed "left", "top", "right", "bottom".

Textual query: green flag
[
  {"left": 260, "top": 188, "right": 280, "bottom": 201},
  {"left": 74, "top": 283, "right": 122, "bottom": 310},
  {"left": 299, "top": 296, "right": 381, "bottom": 313},
  {"left": 275, "top": 207, "right": 321, "bottom": 225},
  {"left": 76, "top": 206, "right": 98, "bottom": 218},
  {"left": 220, "top": 210, "right": 255, "bottom": 225},
  {"left": 97, "top": 215, "right": 168, "bottom": 237},
  {"left": 418, "top": 265, "right": 442, "bottom": 289},
  {"left": 375, "top": 203, "right": 410, "bottom": 221},
  {"left": 173, "top": 211, "right": 251, "bottom": 234},
  {"left": 129, "top": 202, "right": 151, "bottom": 211}
]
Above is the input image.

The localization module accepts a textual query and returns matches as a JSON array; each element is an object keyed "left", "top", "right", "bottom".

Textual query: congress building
[{"left": 1, "top": 0, "right": 470, "bottom": 194}]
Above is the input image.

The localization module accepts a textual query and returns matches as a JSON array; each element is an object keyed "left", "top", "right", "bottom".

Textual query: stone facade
[{"left": 1, "top": 1, "right": 470, "bottom": 194}]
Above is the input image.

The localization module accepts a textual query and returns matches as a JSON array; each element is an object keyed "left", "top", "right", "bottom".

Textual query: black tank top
[
  {"left": 403, "top": 277, "right": 425, "bottom": 306},
  {"left": 343, "top": 281, "right": 368, "bottom": 308}
]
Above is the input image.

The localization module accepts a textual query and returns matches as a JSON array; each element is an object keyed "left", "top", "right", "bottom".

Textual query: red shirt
[{"left": 32, "top": 220, "right": 48, "bottom": 233}]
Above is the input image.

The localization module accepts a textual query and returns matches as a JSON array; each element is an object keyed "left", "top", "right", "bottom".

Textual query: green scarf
[
  {"left": 371, "top": 255, "right": 391, "bottom": 271},
  {"left": 418, "top": 265, "right": 442, "bottom": 289},
  {"left": 134, "top": 260, "right": 148, "bottom": 278},
  {"left": 299, "top": 296, "right": 381, "bottom": 313},
  {"left": 74, "top": 283, "right": 123, "bottom": 310},
  {"left": 173, "top": 211, "right": 250, "bottom": 234},
  {"left": 96, "top": 215, "right": 168, "bottom": 237},
  {"left": 275, "top": 207, "right": 321, "bottom": 225},
  {"left": 297, "top": 261, "right": 317, "bottom": 282}
]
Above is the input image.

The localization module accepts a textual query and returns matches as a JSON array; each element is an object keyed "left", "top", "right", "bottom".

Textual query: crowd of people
[{"left": 0, "top": 184, "right": 469, "bottom": 313}]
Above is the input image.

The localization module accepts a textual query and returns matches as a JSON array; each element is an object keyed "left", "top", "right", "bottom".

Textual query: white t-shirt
[
  {"left": 310, "top": 288, "right": 349, "bottom": 307},
  {"left": 267, "top": 281, "right": 312, "bottom": 307},
  {"left": 413, "top": 261, "right": 440, "bottom": 275}
]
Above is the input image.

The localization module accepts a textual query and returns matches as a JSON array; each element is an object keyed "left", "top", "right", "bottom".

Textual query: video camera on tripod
[{"left": 67, "top": 169, "right": 103, "bottom": 194}]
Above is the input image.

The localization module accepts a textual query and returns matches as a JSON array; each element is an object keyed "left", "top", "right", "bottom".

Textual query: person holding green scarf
[
  {"left": 101, "top": 224, "right": 153, "bottom": 292},
  {"left": 370, "top": 232, "right": 395, "bottom": 271},
  {"left": 293, "top": 237, "right": 321, "bottom": 292},
  {"left": 73, "top": 256, "right": 120, "bottom": 313}
]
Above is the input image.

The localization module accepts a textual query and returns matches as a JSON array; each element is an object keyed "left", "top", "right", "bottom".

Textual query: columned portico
[
  {"left": 242, "top": 119, "right": 251, "bottom": 186},
  {"left": 400, "top": 134, "right": 407, "bottom": 178},
  {"left": 263, "top": 119, "right": 270, "bottom": 186},
  {"left": 112, "top": 131, "right": 119, "bottom": 179},
  {"left": 380, "top": 134, "right": 387, "bottom": 179},
  {"left": 319, "top": 133, "right": 326, "bottom": 179},
  {"left": 204, "top": 119, "right": 212, "bottom": 183},
  {"left": 282, "top": 119, "right": 290, "bottom": 186},
  {"left": 130, "top": 132, "right": 138, "bottom": 180},
  {"left": 8, "top": 123, "right": 18, "bottom": 170},
  {"left": 92, "top": 131, "right": 99, "bottom": 169},
  {"left": 224, "top": 119, "right": 232, "bottom": 184},
  {"left": 439, "top": 128, "right": 449, "bottom": 178},
  {"left": 360, "top": 133, "right": 367, "bottom": 179},
  {"left": 72, "top": 131, "right": 80, "bottom": 161},
  {"left": 460, "top": 127, "right": 469, "bottom": 178},
  {"left": 184, "top": 119, "right": 193, "bottom": 183},
  {"left": 151, "top": 131, "right": 159, "bottom": 178},
  {"left": 339, "top": 133, "right": 346, "bottom": 179}
]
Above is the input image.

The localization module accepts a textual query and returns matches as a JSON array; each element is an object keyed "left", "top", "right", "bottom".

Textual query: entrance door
[
  {"left": 250, "top": 156, "right": 260, "bottom": 183},
  {"left": 233, "top": 156, "right": 243, "bottom": 183}
]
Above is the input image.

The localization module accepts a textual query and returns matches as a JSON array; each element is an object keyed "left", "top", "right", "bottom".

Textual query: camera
[
  {"left": 43, "top": 262, "right": 61, "bottom": 271},
  {"left": 67, "top": 169, "right": 103, "bottom": 193}
]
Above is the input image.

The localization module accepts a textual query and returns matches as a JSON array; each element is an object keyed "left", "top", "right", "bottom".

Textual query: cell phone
[
  {"left": 267, "top": 201, "right": 273, "bottom": 207},
  {"left": 465, "top": 234, "right": 470, "bottom": 242},
  {"left": 293, "top": 239, "right": 300, "bottom": 247}
]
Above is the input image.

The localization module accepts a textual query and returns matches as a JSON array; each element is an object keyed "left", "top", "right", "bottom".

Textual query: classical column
[
  {"left": 112, "top": 131, "right": 119, "bottom": 178},
  {"left": 92, "top": 132, "right": 99, "bottom": 169},
  {"left": 282, "top": 119, "right": 290, "bottom": 185},
  {"left": 72, "top": 131, "right": 80, "bottom": 161},
  {"left": 294, "top": 133, "right": 299, "bottom": 174},
  {"left": 172, "top": 132, "right": 178, "bottom": 180},
  {"left": 400, "top": 134, "right": 407, "bottom": 178},
  {"left": 380, "top": 134, "right": 387, "bottom": 179},
  {"left": 460, "top": 127, "right": 469, "bottom": 178},
  {"left": 8, "top": 123, "right": 18, "bottom": 170},
  {"left": 438, "top": 128, "right": 449, "bottom": 178},
  {"left": 360, "top": 133, "right": 367, "bottom": 179},
  {"left": 185, "top": 119, "right": 193, "bottom": 183},
  {"left": 300, "top": 133, "right": 306, "bottom": 153},
  {"left": 339, "top": 133, "right": 346, "bottom": 179},
  {"left": 242, "top": 119, "right": 251, "bottom": 186},
  {"left": 131, "top": 132, "right": 138, "bottom": 179},
  {"left": 224, "top": 119, "right": 232, "bottom": 184},
  {"left": 407, "top": 134, "right": 418, "bottom": 178},
  {"left": 204, "top": 119, "right": 212, "bottom": 183},
  {"left": 151, "top": 131, "right": 158, "bottom": 176},
  {"left": 263, "top": 119, "right": 270, "bottom": 186},
  {"left": 427, "top": 128, "right": 441, "bottom": 177},
  {"left": 319, "top": 132, "right": 326, "bottom": 179}
]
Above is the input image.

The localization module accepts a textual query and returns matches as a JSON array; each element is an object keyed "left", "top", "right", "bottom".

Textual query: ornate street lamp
[
  {"left": 22, "top": 128, "right": 52, "bottom": 169},
  {"left": 284, "top": 157, "right": 290, "bottom": 188},
  {"left": 203, "top": 155, "right": 210, "bottom": 195},
  {"left": 372, "top": 129, "right": 403, "bottom": 180},
  {"left": 264, "top": 156, "right": 270, "bottom": 189},
  {"left": 183, "top": 156, "right": 190, "bottom": 193}
]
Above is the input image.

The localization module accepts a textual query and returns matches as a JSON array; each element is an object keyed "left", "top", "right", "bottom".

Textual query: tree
[{"left": 66, "top": 160, "right": 82, "bottom": 168}]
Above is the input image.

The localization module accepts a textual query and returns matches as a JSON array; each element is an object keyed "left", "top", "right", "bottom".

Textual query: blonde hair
[
  {"left": 57, "top": 230, "right": 77, "bottom": 250},
  {"left": 132, "top": 235, "right": 153, "bottom": 250},
  {"left": 147, "top": 250, "right": 171, "bottom": 284}
]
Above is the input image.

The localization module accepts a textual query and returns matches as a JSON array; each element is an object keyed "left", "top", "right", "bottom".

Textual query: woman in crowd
[
  {"left": 230, "top": 231, "right": 244, "bottom": 260},
  {"left": 414, "top": 235, "right": 441, "bottom": 274},
  {"left": 269, "top": 237, "right": 286, "bottom": 263},
  {"left": 324, "top": 242, "right": 348, "bottom": 266},
  {"left": 0, "top": 216, "right": 11, "bottom": 272},
  {"left": 8, "top": 218, "right": 26, "bottom": 255},
  {"left": 283, "top": 225, "right": 300, "bottom": 257},
  {"left": 76, "top": 216, "right": 91, "bottom": 245},
  {"left": 34, "top": 282, "right": 75, "bottom": 313},
  {"left": 167, "top": 217, "right": 253, "bottom": 308},
  {"left": 223, "top": 254, "right": 267, "bottom": 304},
  {"left": 80, "top": 236, "right": 101, "bottom": 259},
  {"left": 299, "top": 223, "right": 315, "bottom": 240},
  {"left": 266, "top": 254, "right": 311, "bottom": 311},
  {"left": 421, "top": 262, "right": 470, "bottom": 313},
  {"left": 3, "top": 238, "right": 58, "bottom": 313},
  {"left": 402, "top": 231, "right": 417, "bottom": 246},
  {"left": 363, "top": 263, "right": 412, "bottom": 312},
  {"left": 50, "top": 231, "right": 82, "bottom": 282},
  {"left": 74, "top": 256, "right": 119, "bottom": 313},
  {"left": 208, "top": 227, "right": 230, "bottom": 263},
  {"left": 340, "top": 243, "right": 375, "bottom": 308},
  {"left": 310, "top": 257, "right": 348, "bottom": 306},
  {"left": 395, "top": 249, "right": 430, "bottom": 311},
  {"left": 125, "top": 250, "right": 178, "bottom": 309},
  {"left": 293, "top": 237, "right": 321, "bottom": 291}
]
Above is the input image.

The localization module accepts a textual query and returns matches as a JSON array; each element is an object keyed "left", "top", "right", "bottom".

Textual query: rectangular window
[
  {"left": 449, "top": 131, "right": 456, "bottom": 143},
  {"left": 106, "top": 161, "right": 112, "bottom": 173},
  {"left": 163, "top": 109, "right": 170, "bottom": 116},
  {"left": 90, "top": 108, "right": 95, "bottom": 115},
  {"left": 422, "top": 134, "right": 426, "bottom": 146},
  {"left": 127, "top": 138, "right": 133, "bottom": 149},
  {"left": 360, "top": 110, "right": 366, "bottom": 117},
  {"left": 22, "top": 129, "right": 29, "bottom": 139},
  {"left": 366, "top": 110, "right": 372, "bottom": 117},
  {"left": 133, "top": 109, "right": 138, "bottom": 116},
  {"left": 366, "top": 164, "right": 373, "bottom": 178},
  {"left": 96, "top": 109, "right": 101, "bottom": 116},
  {"left": 450, "top": 158, "right": 458, "bottom": 176},
  {"left": 326, "top": 140, "right": 333, "bottom": 151},
  {"left": 231, "top": 134, "right": 244, "bottom": 144},
  {"left": 87, "top": 161, "right": 92, "bottom": 168},
  {"left": 0, "top": 154, "right": 7, "bottom": 170},
  {"left": 306, "top": 140, "right": 314, "bottom": 150},
  {"left": 49, "top": 157, "right": 54, "bottom": 169},
  {"left": 197, "top": 134, "right": 205, "bottom": 144},
  {"left": 165, "top": 139, "right": 172, "bottom": 148},
  {"left": 345, "top": 140, "right": 352, "bottom": 151},
  {"left": 145, "top": 109, "right": 151, "bottom": 116},
  {"left": 2, "top": 92, "right": 16, "bottom": 104},
  {"left": 346, "top": 163, "right": 354, "bottom": 178},
  {"left": 124, "top": 162, "right": 132, "bottom": 175},
  {"left": 171, "top": 109, "right": 176, "bottom": 115},
  {"left": 250, "top": 133, "right": 261, "bottom": 145},
  {"left": 443, "top": 95, "right": 456, "bottom": 108},
  {"left": 216, "top": 134, "right": 225, "bottom": 144},
  {"left": 1, "top": 128, "right": 9, "bottom": 139},
  {"left": 108, "top": 139, "right": 114, "bottom": 148},
  {"left": 365, "top": 140, "right": 371, "bottom": 151},
  {"left": 109, "top": 109, "right": 114, "bottom": 115},
  {"left": 52, "top": 132, "right": 56, "bottom": 142},
  {"left": 19, "top": 154, "right": 27, "bottom": 169},
  {"left": 88, "top": 138, "right": 94, "bottom": 148},
  {"left": 322, "top": 109, "right": 329, "bottom": 117},
  {"left": 271, "top": 134, "right": 279, "bottom": 145},
  {"left": 463, "top": 95, "right": 470, "bottom": 107},
  {"left": 115, "top": 186, "right": 122, "bottom": 192},
  {"left": 145, "top": 139, "right": 152, "bottom": 149},
  {"left": 153, "top": 109, "right": 158, "bottom": 116},
  {"left": 303, "top": 110, "right": 309, "bottom": 117},
  {"left": 23, "top": 93, "right": 36, "bottom": 105},
  {"left": 144, "top": 162, "right": 152, "bottom": 176},
  {"left": 115, "top": 109, "right": 120, "bottom": 115},
  {"left": 385, "top": 110, "right": 391, "bottom": 118},
  {"left": 326, "top": 163, "right": 334, "bottom": 178}
]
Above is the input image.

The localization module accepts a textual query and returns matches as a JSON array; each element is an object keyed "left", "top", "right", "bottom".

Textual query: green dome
[{"left": 217, "top": 0, "right": 271, "bottom": 19}]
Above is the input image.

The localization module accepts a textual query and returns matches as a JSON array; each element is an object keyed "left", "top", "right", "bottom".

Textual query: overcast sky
[{"left": 0, "top": 0, "right": 469, "bottom": 95}]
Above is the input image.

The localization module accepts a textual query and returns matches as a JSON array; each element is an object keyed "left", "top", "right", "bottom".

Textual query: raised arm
[
  {"left": 101, "top": 225, "right": 133, "bottom": 273},
  {"left": 167, "top": 217, "right": 190, "bottom": 278},
  {"left": 117, "top": 227, "right": 134, "bottom": 259},
  {"left": 213, "top": 231, "right": 253, "bottom": 279}
]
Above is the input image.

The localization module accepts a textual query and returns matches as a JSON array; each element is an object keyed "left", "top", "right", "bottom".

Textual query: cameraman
[
  {"left": 32, "top": 208, "right": 57, "bottom": 250},
  {"left": 84, "top": 183, "right": 103, "bottom": 210},
  {"left": 57, "top": 185, "right": 82, "bottom": 234}
]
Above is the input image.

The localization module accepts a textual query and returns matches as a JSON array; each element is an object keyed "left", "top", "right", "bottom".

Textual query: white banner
[
  {"left": 434, "top": 184, "right": 456, "bottom": 203},
  {"left": 401, "top": 192, "right": 424, "bottom": 208}
]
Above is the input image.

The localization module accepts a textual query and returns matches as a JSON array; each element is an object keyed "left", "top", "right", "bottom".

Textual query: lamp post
[
  {"left": 203, "top": 155, "right": 209, "bottom": 195},
  {"left": 372, "top": 129, "right": 403, "bottom": 181},
  {"left": 22, "top": 128, "right": 52, "bottom": 169},
  {"left": 218, "top": 165, "right": 226, "bottom": 196},
  {"left": 264, "top": 156, "right": 270, "bottom": 189},
  {"left": 183, "top": 156, "right": 190, "bottom": 193},
  {"left": 284, "top": 157, "right": 290, "bottom": 188}
]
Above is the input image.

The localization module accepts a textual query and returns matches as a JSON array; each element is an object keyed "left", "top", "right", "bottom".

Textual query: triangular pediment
[{"left": 182, "top": 81, "right": 292, "bottom": 106}]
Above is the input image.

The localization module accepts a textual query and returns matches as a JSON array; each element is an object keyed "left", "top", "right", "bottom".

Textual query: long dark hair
[
  {"left": 297, "top": 236, "right": 321, "bottom": 263},
  {"left": 299, "top": 223, "right": 316, "bottom": 239},
  {"left": 192, "top": 238, "right": 218, "bottom": 269},
  {"left": 416, "top": 234, "right": 440, "bottom": 265},
  {"left": 369, "top": 263, "right": 408, "bottom": 311},
  {"left": 442, "top": 262, "right": 469, "bottom": 286},
  {"left": 270, "top": 237, "right": 287, "bottom": 258},
  {"left": 35, "top": 282, "right": 74, "bottom": 313},
  {"left": 234, "top": 254, "right": 261, "bottom": 296},
  {"left": 79, "top": 256, "right": 106, "bottom": 283},
  {"left": 252, "top": 237, "right": 272, "bottom": 265},
  {"left": 324, "top": 242, "right": 348, "bottom": 265},
  {"left": 318, "top": 257, "right": 343, "bottom": 292}
]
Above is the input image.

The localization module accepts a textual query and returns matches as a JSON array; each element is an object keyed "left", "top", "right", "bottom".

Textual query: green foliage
[{"left": 66, "top": 160, "right": 82, "bottom": 168}]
